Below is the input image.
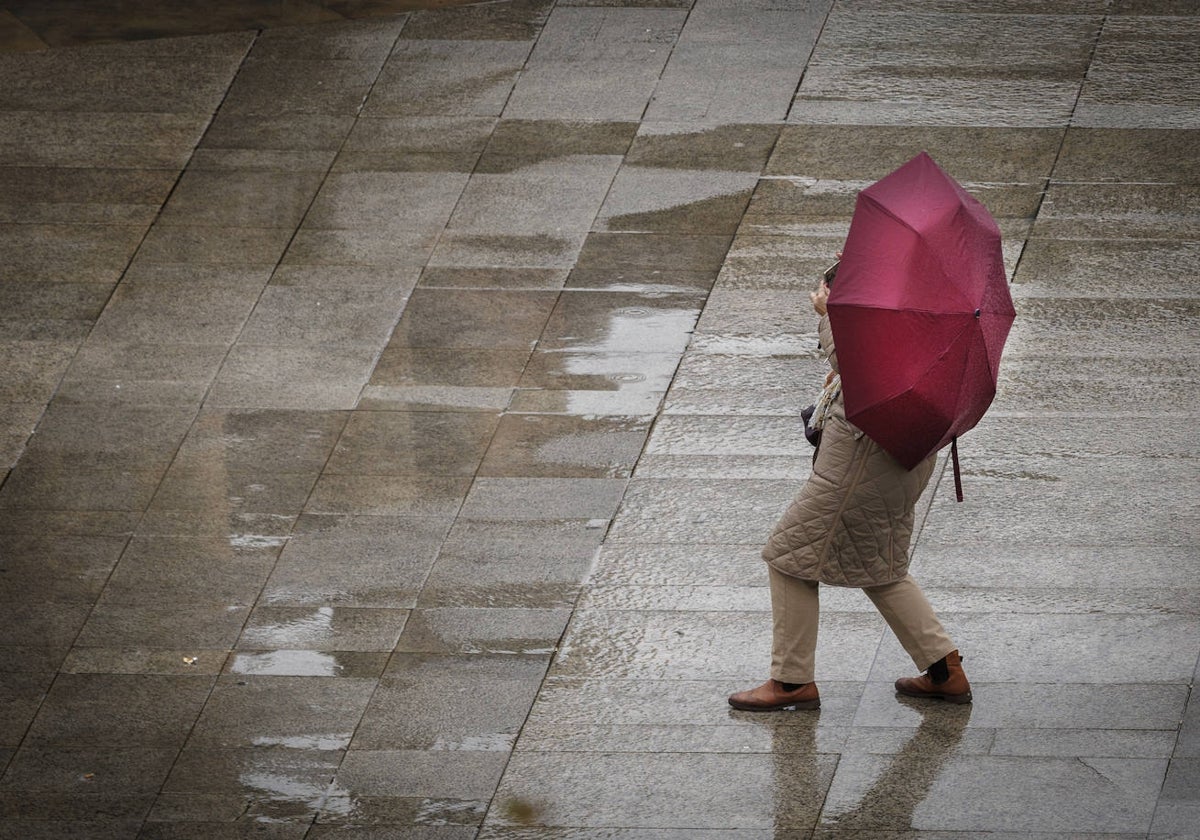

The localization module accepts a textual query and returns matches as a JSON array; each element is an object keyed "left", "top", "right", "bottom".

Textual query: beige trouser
[{"left": 768, "top": 566, "right": 956, "bottom": 683}]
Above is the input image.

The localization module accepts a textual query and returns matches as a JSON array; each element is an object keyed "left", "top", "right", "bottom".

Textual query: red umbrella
[{"left": 827, "top": 151, "right": 1015, "bottom": 501}]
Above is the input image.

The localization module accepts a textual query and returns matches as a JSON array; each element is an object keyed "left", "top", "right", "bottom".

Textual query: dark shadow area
[{"left": 0, "top": 0, "right": 480, "bottom": 51}]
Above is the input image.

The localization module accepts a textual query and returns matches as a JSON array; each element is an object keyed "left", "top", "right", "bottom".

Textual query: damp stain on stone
[
  {"left": 477, "top": 119, "right": 638, "bottom": 173},
  {"left": 603, "top": 180, "right": 756, "bottom": 235},
  {"left": 400, "top": 0, "right": 556, "bottom": 43},
  {"left": 625, "top": 123, "right": 782, "bottom": 172},
  {"left": 500, "top": 795, "right": 545, "bottom": 825},
  {"left": 437, "top": 231, "right": 582, "bottom": 266}
]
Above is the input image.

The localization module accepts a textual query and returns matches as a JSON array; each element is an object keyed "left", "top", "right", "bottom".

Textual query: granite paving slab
[
  {"left": 220, "top": 59, "right": 392, "bottom": 118},
  {"left": 418, "top": 518, "right": 602, "bottom": 608},
  {"left": 0, "top": 0, "right": 391, "bottom": 47},
  {"left": 479, "top": 413, "right": 651, "bottom": 478},
  {"left": 0, "top": 340, "right": 79, "bottom": 405},
  {"left": 95, "top": 536, "right": 282, "bottom": 607},
  {"left": 158, "top": 745, "right": 344, "bottom": 820},
  {"left": 1074, "top": 15, "right": 1200, "bottom": 128},
  {"left": 22, "top": 674, "right": 214, "bottom": 748},
  {"left": 400, "top": 0, "right": 554, "bottom": 42},
  {"left": 819, "top": 753, "right": 1165, "bottom": 834},
  {"left": 282, "top": 227, "right": 440, "bottom": 269},
  {"left": 133, "top": 224, "right": 294, "bottom": 267},
  {"left": 249, "top": 17, "right": 404, "bottom": 62},
  {"left": 88, "top": 279, "right": 267, "bottom": 346},
  {"left": 0, "top": 465, "right": 163, "bottom": 512},
  {"left": 0, "top": 110, "right": 208, "bottom": 169},
  {"left": 261, "top": 513, "right": 451, "bottom": 608},
  {"left": 1033, "top": 181, "right": 1200, "bottom": 239},
  {"left": 478, "top": 119, "right": 637, "bottom": 172},
  {"left": 206, "top": 344, "right": 384, "bottom": 410},
  {"left": 0, "top": 280, "right": 112, "bottom": 323},
  {"left": 1014, "top": 239, "right": 1200, "bottom": 298},
  {"left": 325, "top": 410, "right": 500, "bottom": 476},
  {"left": 0, "top": 166, "right": 176, "bottom": 225},
  {"left": 235, "top": 606, "right": 410, "bottom": 652},
  {"left": 185, "top": 675, "right": 377, "bottom": 750},
  {"left": 0, "top": 31, "right": 253, "bottom": 113},
  {"left": 365, "top": 39, "right": 533, "bottom": 117},
  {"left": 74, "top": 603, "right": 251, "bottom": 651},
  {"left": 353, "top": 654, "right": 549, "bottom": 751},
  {"left": 645, "top": 0, "right": 828, "bottom": 123},
  {"left": 337, "top": 114, "right": 495, "bottom": 173},
  {"left": 448, "top": 156, "right": 621, "bottom": 234},
  {"left": 537, "top": 289, "right": 704, "bottom": 353},
  {"left": 396, "top": 607, "right": 571, "bottom": 655},
  {"left": 789, "top": 8, "right": 1102, "bottom": 127},
  {"left": 488, "top": 750, "right": 839, "bottom": 831},
  {"left": 304, "top": 171, "right": 469, "bottom": 232},
  {"left": 0, "top": 221, "right": 146, "bottom": 283},
  {"left": 1055, "top": 126, "right": 1200, "bottom": 183},
  {"left": 597, "top": 165, "right": 757, "bottom": 233},
  {"left": 504, "top": 57, "right": 666, "bottom": 122},
  {"left": 304, "top": 474, "right": 471, "bottom": 518},
  {"left": 62, "top": 340, "right": 231, "bottom": 397},
  {"left": 0, "top": 532, "right": 125, "bottom": 603},
  {"left": 765, "top": 124, "right": 1065, "bottom": 184}
]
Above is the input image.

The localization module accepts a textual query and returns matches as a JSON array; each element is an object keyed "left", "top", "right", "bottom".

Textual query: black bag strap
[{"left": 951, "top": 437, "right": 964, "bottom": 503}]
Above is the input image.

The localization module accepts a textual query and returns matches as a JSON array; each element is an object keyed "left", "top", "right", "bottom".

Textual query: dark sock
[
  {"left": 780, "top": 682, "right": 804, "bottom": 692},
  {"left": 927, "top": 657, "right": 950, "bottom": 683}
]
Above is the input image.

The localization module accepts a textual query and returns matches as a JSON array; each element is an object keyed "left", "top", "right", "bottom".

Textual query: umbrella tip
[{"left": 974, "top": 309, "right": 981, "bottom": 318}]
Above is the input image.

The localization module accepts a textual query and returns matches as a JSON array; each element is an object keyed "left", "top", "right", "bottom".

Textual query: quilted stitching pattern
[{"left": 763, "top": 317, "right": 936, "bottom": 587}]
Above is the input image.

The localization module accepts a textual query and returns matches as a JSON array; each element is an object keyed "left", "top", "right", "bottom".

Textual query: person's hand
[
  {"left": 811, "top": 251, "right": 842, "bottom": 316},
  {"left": 811, "top": 280, "right": 829, "bottom": 316}
]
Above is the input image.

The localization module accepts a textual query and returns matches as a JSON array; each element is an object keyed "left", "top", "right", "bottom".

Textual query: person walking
[{"left": 728, "top": 268, "right": 971, "bottom": 712}]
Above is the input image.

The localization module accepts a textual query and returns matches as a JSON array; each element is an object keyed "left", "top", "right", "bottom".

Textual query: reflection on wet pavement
[
  {"left": 1, "top": 0, "right": 1198, "bottom": 837},
  {"left": 818, "top": 699, "right": 972, "bottom": 831}
]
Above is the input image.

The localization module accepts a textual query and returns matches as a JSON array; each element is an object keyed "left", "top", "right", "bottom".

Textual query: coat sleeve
[
  {"left": 818, "top": 314, "right": 839, "bottom": 373},
  {"left": 820, "top": 313, "right": 866, "bottom": 440}
]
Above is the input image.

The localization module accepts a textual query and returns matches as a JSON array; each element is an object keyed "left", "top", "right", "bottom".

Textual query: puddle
[
  {"left": 414, "top": 797, "right": 487, "bottom": 825},
  {"left": 251, "top": 606, "right": 336, "bottom": 644},
  {"left": 251, "top": 733, "right": 352, "bottom": 750},
  {"left": 229, "top": 650, "right": 344, "bottom": 677},
  {"left": 228, "top": 534, "right": 288, "bottom": 549},
  {"left": 557, "top": 306, "right": 700, "bottom": 356},
  {"left": 430, "top": 733, "right": 515, "bottom": 751},
  {"left": 239, "top": 770, "right": 327, "bottom": 803}
]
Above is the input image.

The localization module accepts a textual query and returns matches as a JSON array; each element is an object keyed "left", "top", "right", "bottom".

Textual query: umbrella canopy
[{"left": 827, "top": 151, "right": 1015, "bottom": 479}]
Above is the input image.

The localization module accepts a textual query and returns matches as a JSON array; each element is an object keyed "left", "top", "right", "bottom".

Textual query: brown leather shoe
[
  {"left": 728, "top": 679, "right": 820, "bottom": 711},
  {"left": 894, "top": 650, "right": 972, "bottom": 704}
]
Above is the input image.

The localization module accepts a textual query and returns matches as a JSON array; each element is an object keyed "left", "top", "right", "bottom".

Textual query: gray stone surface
[
  {"left": 0, "top": 2, "right": 1196, "bottom": 838},
  {"left": 789, "top": 8, "right": 1103, "bottom": 127}
]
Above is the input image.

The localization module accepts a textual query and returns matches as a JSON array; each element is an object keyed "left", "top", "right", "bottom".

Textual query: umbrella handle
[{"left": 951, "top": 437, "right": 964, "bottom": 503}]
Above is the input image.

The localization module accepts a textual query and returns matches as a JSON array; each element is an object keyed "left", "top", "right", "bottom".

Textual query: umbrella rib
[{"left": 863, "top": 196, "right": 925, "bottom": 237}]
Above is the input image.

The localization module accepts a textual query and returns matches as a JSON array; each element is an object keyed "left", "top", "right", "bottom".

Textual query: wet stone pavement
[{"left": 0, "top": 0, "right": 1198, "bottom": 838}]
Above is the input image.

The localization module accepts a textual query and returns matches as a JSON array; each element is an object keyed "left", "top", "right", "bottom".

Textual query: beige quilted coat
[{"left": 762, "top": 315, "right": 937, "bottom": 587}]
